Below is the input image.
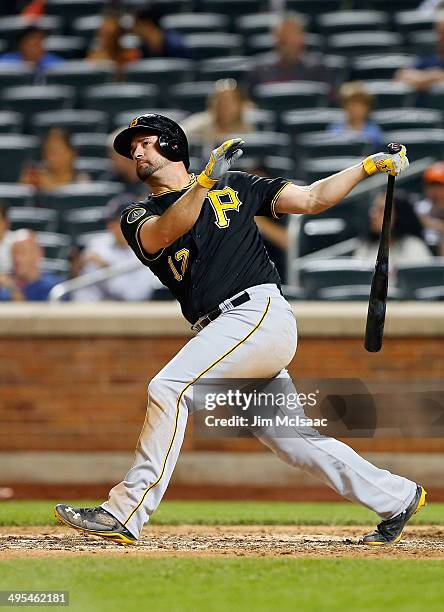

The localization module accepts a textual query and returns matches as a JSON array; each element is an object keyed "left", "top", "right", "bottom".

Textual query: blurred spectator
[
  {"left": 87, "top": 11, "right": 140, "bottom": 76},
  {"left": 72, "top": 194, "right": 162, "bottom": 301},
  {"left": 132, "top": 7, "right": 190, "bottom": 59},
  {"left": 415, "top": 161, "right": 444, "bottom": 256},
  {"left": 396, "top": 13, "right": 444, "bottom": 94},
  {"left": 245, "top": 13, "right": 334, "bottom": 96},
  {"left": 0, "top": 230, "right": 61, "bottom": 301},
  {"left": 21, "top": 127, "right": 90, "bottom": 192},
  {"left": 327, "top": 82, "right": 384, "bottom": 152},
  {"left": 182, "top": 79, "right": 256, "bottom": 149},
  {"left": 420, "top": 0, "right": 444, "bottom": 13},
  {"left": 101, "top": 129, "right": 149, "bottom": 199},
  {"left": 354, "top": 192, "right": 433, "bottom": 281},
  {"left": 0, "top": 202, "right": 15, "bottom": 275},
  {"left": 0, "top": 25, "right": 63, "bottom": 83}
]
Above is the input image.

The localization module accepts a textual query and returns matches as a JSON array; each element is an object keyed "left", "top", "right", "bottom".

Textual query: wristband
[
  {"left": 362, "top": 156, "right": 377, "bottom": 176},
  {"left": 197, "top": 172, "right": 217, "bottom": 189}
]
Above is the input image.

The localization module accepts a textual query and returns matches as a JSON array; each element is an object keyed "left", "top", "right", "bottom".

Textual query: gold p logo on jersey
[{"left": 129, "top": 118, "right": 138, "bottom": 127}]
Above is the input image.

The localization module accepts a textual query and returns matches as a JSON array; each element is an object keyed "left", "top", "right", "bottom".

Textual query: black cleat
[
  {"left": 54, "top": 504, "right": 137, "bottom": 546},
  {"left": 361, "top": 485, "right": 427, "bottom": 545}
]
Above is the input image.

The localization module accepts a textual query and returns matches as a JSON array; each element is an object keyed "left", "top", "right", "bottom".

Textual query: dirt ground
[{"left": 1, "top": 525, "right": 443, "bottom": 560}]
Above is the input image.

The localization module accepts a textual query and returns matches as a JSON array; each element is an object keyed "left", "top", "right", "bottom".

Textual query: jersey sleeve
[
  {"left": 120, "top": 204, "right": 163, "bottom": 263},
  {"left": 242, "top": 173, "right": 291, "bottom": 219}
]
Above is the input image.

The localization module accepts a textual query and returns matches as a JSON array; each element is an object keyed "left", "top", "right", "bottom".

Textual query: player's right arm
[{"left": 139, "top": 139, "right": 244, "bottom": 254}]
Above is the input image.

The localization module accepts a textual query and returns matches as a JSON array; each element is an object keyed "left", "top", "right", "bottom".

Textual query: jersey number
[
  {"left": 208, "top": 187, "right": 242, "bottom": 229},
  {"left": 168, "top": 248, "right": 189, "bottom": 281}
]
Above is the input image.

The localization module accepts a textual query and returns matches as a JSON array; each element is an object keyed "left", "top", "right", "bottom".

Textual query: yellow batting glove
[
  {"left": 363, "top": 145, "right": 409, "bottom": 177},
  {"left": 197, "top": 138, "right": 244, "bottom": 188}
]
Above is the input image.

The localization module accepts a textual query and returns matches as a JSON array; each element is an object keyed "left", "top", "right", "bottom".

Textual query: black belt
[{"left": 191, "top": 291, "right": 250, "bottom": 332}]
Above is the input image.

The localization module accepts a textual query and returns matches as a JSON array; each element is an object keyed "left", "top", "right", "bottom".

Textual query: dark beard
[{"left": 136, "top": 158, "right": 168, "bottom": 181}]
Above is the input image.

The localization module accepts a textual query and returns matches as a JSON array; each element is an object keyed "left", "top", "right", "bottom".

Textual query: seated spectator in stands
[
  {"left": 0, "top": 202, "right": 15, "bottom": 275},
  {"left": 21, "top": 127, "right": 90, "bottom": 192},
  {"left": 396, "top": 12, "right": 444, "bottom": 94},
  {"left": 132, "top": 7, "right": 190, "bottom": 59},
  {"left": 245, "top": 13, "right": 333, "bottom": 96},
  {"left": 72, "top": 195, "right": 162, "bottom": 302},
  {"left": 101, "top": 129, "right": 149, "bottom": 199},
  {"left": 0, "top": 25, "right": 63, "bottom": 83},
  {"left": 327, "top": 82, "right": 384, "bottom": 152},
  {"left": 0, "top": 230, "right": 61, "bottom": 301},
  {"left": 355, "top": 191, "right": 432, "bottom": 281},
  {"left": 182, "top": 79, "right": 256, "bottom": 150},
  {"left": 415, "top": 161, "right": 444, "bottom": 256},
  {"left": 87, "top": 10, "right": 140, "bottom": 76}
]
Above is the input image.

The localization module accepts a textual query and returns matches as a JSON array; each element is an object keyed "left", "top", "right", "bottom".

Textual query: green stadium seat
[
  {"left": 427, "top": 84, "right": 444, "bottom": 112},
  {"left": 383, "top": 129, "right": 444, "bottom": 161},
  {"left": 8, "top": 207, "right": 58, "bottom": 232},
  {"left": 406, "top": 30, "right": 436, "bottom": 56},
  {"left": 42, "top": 182, "right": 123, "bottom": 212},
  {"left": 362, "top": 80, "right": 415, "bottom": 108},
  {"left": 46, "top": 61, "right": 115, "bottom": 98},
  {"left": 161, "top": 13, "right": 229, "bottom": 34},
  {"left": 32, "top": 109, "right": 109, "bottom": 135},
  {"left": 317, "top": 285, "right": 371, "bottom": 301},
  {"left": 371, "top": 108, "right": 442, "bottom": 131},
  {"left": 0, "top": 65, "right": 34, "bottom": 88},
  {"left": 328, "top": 31, "right": 403, "bottom": 56},
  {"left": 298, "top": 203, "right": 360, "bottom": 256},
  {"left": 72, "top": 15, "right": 103, "bottom": 44},
  {"left": 71, "top": 133, "right": 108, "bottom": 158},
  {"left": 74, "top": 157, "right": 112, "bottom": 180},
  {"left": 296, "top": 132, "right": 371, "bottom": 159},
  {"left": 416, "top": 286, "right": 444, "bottom": 301},
  {"left": 198, "top": 56, "right": 253, "bottom": 82},
  {"left": 300, "top": 260, "right": 374, "bottom": 299},
  {"left": 123, "top": 59, "right": 195, "bottom": 88},
  {"left": 302, "top": 157, "right": 363, "bottom": 183},
  {"left": 201, "top": 0, "right": 264, "bottom": 17},
  {"left": 236, "top": 12, "right": 306, "bottom": 36},
  {"left": 0, "top": 15, "right": 61, "bottom": 44},
  {"left": 394, "top": 10, "right": 436, "bottom": 34},
  {"left": 286, "top": 0, "right": 343, "bottom": 13},
  {"left": 83, "top": 83, "right": 159, "bottom": 114},
  {"left": 319, "top": 11, "right": 389, "bottom": 34},
  {"left": 169, "top": 81, "right": 215, "bottom": 113},
  {"left": 46, "top": 0, "right": 107, "bottom": 22},
  {"left": 351, "top": 54, "right": 415, "bottom": 81},
  {"left": 0, "top": 111, "right": 23, "bottom": 134},
  {"left": 45, "top": 35, "right": 86, "bottom": 60},
  {"left": 247, "top": 32, "right": 322, "bottom": 55},
  {"left": 2, "top": 86, "right": 74, "bottom": 128},
  {"left": 243, "top": 108, "right": 276, "bottom": 131},
  {"left": 238, "top": 132, "right": 291, "bottom": 158},
  {"left": 112, "top": 108, "right": 188, "bottom": 130},
  {"left": 0, "top": 184, "right": 36, "bottom": 207},
  {"left": 0, "top": 135, "right": 40, "bottom": 182},
  {"left": 397, "top": 261, "right": 444, "bottom": 299},
  {"left": 253, "top": 82, "right": 329, "bottom": 113},
  {"left": 184, "top": 33, "right": 242, "bottom": 59},
  {"left": 36, "top": 231, "right": 71, "bottom": 260},
  {"left": 61, "top": 206, "right": 106, "bottom": 240},
  {"left": 282, "top": 108, "right": 344, "bottom": 136}
]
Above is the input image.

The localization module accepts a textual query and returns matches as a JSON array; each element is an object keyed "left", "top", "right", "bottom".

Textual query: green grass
[
  {"left": 0, "top": 500, "right": 442, "bottom": 527},
  {"left": 0, "top": 557, "right": 443, "bottom": 612}
]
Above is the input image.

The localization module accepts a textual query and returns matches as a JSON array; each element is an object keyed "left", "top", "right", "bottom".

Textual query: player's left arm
[{"left": 275, "top": 147, "right": 409, "bottom": 216}]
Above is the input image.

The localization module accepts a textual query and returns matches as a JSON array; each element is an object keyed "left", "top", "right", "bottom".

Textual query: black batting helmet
[{"left": 113, "top": 113, "right": 190, "bottom": 169}]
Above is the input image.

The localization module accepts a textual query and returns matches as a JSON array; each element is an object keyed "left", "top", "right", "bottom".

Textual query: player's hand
[
  {"left": 197, "top": 138, "right": 244, "bottom": 188},
  {"left": 363, "top": 145, "right": 409, "bottom": 177}
]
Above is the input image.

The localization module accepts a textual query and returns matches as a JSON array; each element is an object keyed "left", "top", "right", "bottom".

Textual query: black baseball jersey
[{"left": 120, "top": 171, "right": 290, "bottom": 324}]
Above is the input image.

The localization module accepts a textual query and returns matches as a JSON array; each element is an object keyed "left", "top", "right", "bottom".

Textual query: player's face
[{"left": 130, "top": 132, "right": 169, "bottom": 181}]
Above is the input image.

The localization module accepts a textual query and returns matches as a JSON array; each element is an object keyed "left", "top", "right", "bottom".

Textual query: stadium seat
[
  {"left": 239, "top": 132, "right": 291, "bottom": 158},
  {"left": 161, "top": 13, "right": 229, "bottom": 34},
  {"left": 247, "top": 32, "right": 322, "bottom": 55},
  {"left": 243, "top": 108, "right": 276, "bottom": 131},
  {"left": 0, "top": 15, "right": 61, "bottom": 44},
  {"left": 300, "top": 260, "right": 374, "bottom": 299},
  {"left": 45, "top": 35, "right": 86, "bottom": 60},
  {"left": 0, "top": 111, "right": 23, "bottom": 134},
  {"left": 416, "top": 286, "right": 444, "bottom": 301},
  {"left": 253, "top": 82, "right": 330, "bottom": 113},
  {"left": 72, "top": 15, "right": 103, "bottom": 44},
  {"left": 0, "top": 65, "right": 34, "bottom": 89},
  {"left": 236, "top": 12, "right": 305, "bottom": 36},
  {"left": 32, "top": 109, "right": 109, "bottom": 135},
  {"left": 36, "top": 231, "right": 71, "bottom": 260},
  {"left": 394, "top": 10, "right": 436, "bottom": 34},
  {"left": 371, "top": 108, "right": 442, "bottom": 131},
  {"left": 46, "top": 61, "right": 115, "bottom": 98},
  {"left": 0, "top": 184, "right": 36, "bottom": 207},
  {"left": 83, "top": 83, "right": 159, "bottom": 114},
  {"left": 112, "top": 108, "right": 189, "bottom": 130},
  {"left": 42, "top": 183, "right": 123, "bottom": 212},
  {"left": 298, "top": 202, "right": 361, "bottom": 256},
  {"left": 2, "top": 86, "right": 74, "bottom": 128},
  {"left": 8, "top": 207, "right": 58, "bottom": 233},
  {"left": 286, "top": 0, "right": 343, "bottom": 13},
  {"left": 356, "top": 0, "right": 419, "bottom": 8},
  {"left": 123, "top": 59, "right": 195, "bottom": 88},
  {"left": 198, "top": 56, "right": 254, "bottom": 82},
  {"left": 296, "top": 132, "right": 371, "bottom": 160},
  {"left": 318, "top": 11, "right": 389, "bottom": 34},
  {"left": 302, "top": 157, "right": 363, "bottom": 183},
  {"left": 0, "top": 135, "right": 40, "bottom": 183},
  {"left": 327, "top": 31, "right": 403, "bottom": 56},
  {"left": 406, "top": 30, "right": 436, "bottom": 57},
  {"left": 362, "top": 80, "right": 415, "bottom": 108},
  {"left": 71, "top": 133, "right": 108, "bottom": 158},
  {"left": 201, "top": 0, "right": 264, "bottom": 18},
  {"left": 427, "top": 84, "right": 444, "bottom": 112},
  {"left": 351, "top": 54, "right": 415, "bottom": 81},
  {"left": 45, "top": 0, "right": 107, "bottom": 22},
  {"left": 124, "top": 0, "right": 193, "bottom": 14},
  {"left": 317, "top": 285, "right": 371, "bottom": 301},
  {"left": 282, "top": 108, "right": 345, "bottom": 136},
  {"left": 60, "top": 206, "right": 106, "bottom": 240},
  {"left": 382, "top": 129, "right": 444, "bottom": 161},
  {"left": 397, "top": 260, "right": 444, "bottom": 300},
  {"left": 184, "top": 33, "right": 242, "bottom": 60},
  {"left": 169, "top": 81, "right": 215, "bottom": 113},
  {"left": 74, "top": 157, "right": 112, "bottom": 180}
]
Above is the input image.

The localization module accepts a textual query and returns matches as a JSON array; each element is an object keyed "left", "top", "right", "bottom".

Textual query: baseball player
[{"left": 55, "top": 114, "right": 426, "bottom": 546}]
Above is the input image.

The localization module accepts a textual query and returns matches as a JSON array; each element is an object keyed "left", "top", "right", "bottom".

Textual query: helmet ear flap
[{"left": 158, "top": 133, "right": 183, "bottom": 162}]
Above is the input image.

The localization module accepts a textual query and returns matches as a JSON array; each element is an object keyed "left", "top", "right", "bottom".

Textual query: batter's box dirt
[{"left": 1, "top": 525, "right": 443, "bottom": 559}]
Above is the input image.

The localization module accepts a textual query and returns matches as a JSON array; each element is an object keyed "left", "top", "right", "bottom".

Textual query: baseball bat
[{"left": 364, "top": 143, "right": 402, "bottom": 353}]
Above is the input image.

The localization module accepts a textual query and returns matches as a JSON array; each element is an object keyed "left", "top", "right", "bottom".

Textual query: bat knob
[{"left": 387, "top": 142, "right": 402, "bottom": 155}]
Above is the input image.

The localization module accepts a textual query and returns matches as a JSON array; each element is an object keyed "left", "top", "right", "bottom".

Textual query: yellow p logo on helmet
[{"left": 129, "top": 118, "right": 138, "bottom": 128}]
